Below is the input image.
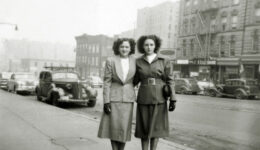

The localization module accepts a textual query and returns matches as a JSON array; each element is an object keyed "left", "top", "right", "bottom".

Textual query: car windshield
[
  {"left": 16, "top": 74, "right": 35, "bottom": 79},
  {"left": 188, "top": 79, "right": 197, "bottom": 84},
  {"left": 1, "top": 73, "right": 12, "bottom": 79},
  {"left": 53, "top": 73, "right": 78, "bottom": 79},
  {"left": 246, "top": 80, "right": 257, "bottom": 85}
]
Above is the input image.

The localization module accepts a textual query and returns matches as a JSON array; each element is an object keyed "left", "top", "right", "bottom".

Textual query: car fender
[
  {"left": 234, "top": 88, "right": 247, "bottom": 96},
  {"left": 84, "top": 86, "right": 97, "bottom": 100},
  {"left": 180, "top": 86, "right": 190, "bottom": 91}
]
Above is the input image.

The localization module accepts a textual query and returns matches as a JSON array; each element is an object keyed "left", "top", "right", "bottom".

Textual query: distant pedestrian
[
  {"left": 133, "top": 35, "right": 177, "bottom": 150},
  {"left": 98, "top": 38, "right": 136, "bottom": 150}
]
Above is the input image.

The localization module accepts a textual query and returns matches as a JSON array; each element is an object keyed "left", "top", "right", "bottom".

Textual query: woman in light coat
[{"left": 98, "top": 38, "right": 136, "bottom": 150}]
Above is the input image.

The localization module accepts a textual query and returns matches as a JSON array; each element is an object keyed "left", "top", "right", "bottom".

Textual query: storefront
[
  {"left": 217, "top": 58, "right": 240, "bottom": 83},
  {"left": 240, "top": 55, "right": 260, "bottom": 84}
]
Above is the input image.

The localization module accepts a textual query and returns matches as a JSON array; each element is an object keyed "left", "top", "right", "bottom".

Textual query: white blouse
[
  {"left": 120, "top": 57, "right": 129, "bottom": 81},
  {"left": 146, "top": 54, "right": 157, "bottom": 64}
]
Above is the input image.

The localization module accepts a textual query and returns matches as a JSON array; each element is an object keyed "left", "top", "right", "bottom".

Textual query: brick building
[
  {"left": 75, "top": 34, "right": 114, "bottom": 78},
  {"left": 177, "top": 0, "right": 260, "bottom": 83}
]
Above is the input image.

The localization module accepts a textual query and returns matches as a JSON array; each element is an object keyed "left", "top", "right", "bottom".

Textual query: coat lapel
[
  {"left": 124, "top": 56, "right": 136, "bottom": 82},
  {"left": 114, "top": 56, "right": 124, "bottom": 83}
]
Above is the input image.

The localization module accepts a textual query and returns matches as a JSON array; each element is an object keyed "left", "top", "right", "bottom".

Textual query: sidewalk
[{"left": 0, "top": 90, "right": 194, "bottom": 150}]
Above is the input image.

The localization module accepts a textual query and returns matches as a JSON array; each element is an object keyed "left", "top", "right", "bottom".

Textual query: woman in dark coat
[
  {"left": 98, "top": 38, "right": 136, "bottom": 150},
  {"left": 133, "top": 35, "right": 177, "bottom": 150}
]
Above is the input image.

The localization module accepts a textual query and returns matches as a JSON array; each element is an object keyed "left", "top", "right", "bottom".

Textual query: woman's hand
[
  {"left": 104, "top": 103, "right": 111, "bottom": 114},
  {"left": 169, "top": 100, "right": 176, "bottom": 112}
]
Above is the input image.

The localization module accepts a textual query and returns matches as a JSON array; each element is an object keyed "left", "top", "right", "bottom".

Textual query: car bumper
[
  {"left": 17, "top": 86, "right": 36, "bottom": 92},
  {"left": 0, "top": 85, "right": 7, "bottom": 89},
  {"left": 58, "top": 96, "right": 92, "bottom": 103}
]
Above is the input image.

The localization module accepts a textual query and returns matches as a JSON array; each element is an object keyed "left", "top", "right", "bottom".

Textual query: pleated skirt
[
  {"left": 135, "top": 102, "right": 169, "bottom": 139},
  {"left": 98, "top": 102, "right": 134, "bottom": 142}
]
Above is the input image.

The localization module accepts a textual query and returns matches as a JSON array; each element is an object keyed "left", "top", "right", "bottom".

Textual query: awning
[{"left": 217, "top": 57, "right": 240, "bottom": 66}]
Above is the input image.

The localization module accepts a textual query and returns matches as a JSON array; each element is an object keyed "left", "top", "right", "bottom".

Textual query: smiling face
[
  {"left": 119, "top": 41, "right": 131, "bottom": 58},
  {"left": 143, "top": 39, "right": 155, "bottom": 55}
]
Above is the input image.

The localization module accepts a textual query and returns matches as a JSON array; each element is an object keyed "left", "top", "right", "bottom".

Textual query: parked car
[
  {"left": 7, "top": 72, "right": 38, "bottom": 94},
  {"left": 208, "top": 78, "right": 259, "bottom": 99},
  {"left": 85, "top": 76, "right": 103, "bottom": 88},
  {"left": 0, "top": 72, "right": 13, "bottom": 90},
  {"left": 174, "top": 78, "right": 201, "bottom": 95},
  {"left": 35, "top": 70, "right": 97, "bottom": 107},
  {"left": 197, "top": 80, "right": 215, "bottom": 95}
]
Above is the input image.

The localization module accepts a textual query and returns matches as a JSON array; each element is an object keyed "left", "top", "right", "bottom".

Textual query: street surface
[{"left": 1, "top": 88, "right": 260, "bottom": 150}]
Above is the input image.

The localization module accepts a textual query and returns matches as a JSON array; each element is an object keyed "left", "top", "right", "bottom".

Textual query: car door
[
  {"left": 223, "top": 81, "right": 232, "bottom": 94},
  {"left": 41, "top": 72, "right": 53, "bottom": 97}
]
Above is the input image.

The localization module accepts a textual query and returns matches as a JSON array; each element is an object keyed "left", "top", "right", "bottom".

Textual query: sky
[{"left": 0, "top": 0, "right": 178, "bottom": 45}]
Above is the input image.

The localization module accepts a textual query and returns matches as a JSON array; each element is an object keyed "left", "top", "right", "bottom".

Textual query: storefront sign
[
  {"left": 207, "top": 60, "right": 216, "bottom": 65},
  {"left": 177, "top": 60, "right": 189, "bottom": 64}
]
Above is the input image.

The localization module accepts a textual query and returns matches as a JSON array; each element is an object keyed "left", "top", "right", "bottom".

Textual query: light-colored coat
[{"left": 103, "top": 55, "right": 136, "bottom": 104}]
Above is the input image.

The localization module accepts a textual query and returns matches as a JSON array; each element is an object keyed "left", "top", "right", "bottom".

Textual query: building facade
[
  {"left": 20, "top": 58, "right": 75, "bottom": 77},
  {"left": 75, "top": 34, "right": 114, "bottom": 78},
  {"left": 177, "top": 0, "right": 260, "bottom": 83},
  {"left": 136, "top": 1, "right": 180, "bottom": 58}
]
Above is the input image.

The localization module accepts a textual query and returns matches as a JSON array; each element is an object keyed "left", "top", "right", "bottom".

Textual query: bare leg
[
  {"left": 111, "top": 140, "right": 119, "bottom": 150},
  {"left": 118, "top": 141, "right": 126, "bottom": 150},
  {"left": 141, "top": 138, "right": 149, "bottom": 150},
  {"left": 150, "top": 138, "right": 159, "bottom": 150}
]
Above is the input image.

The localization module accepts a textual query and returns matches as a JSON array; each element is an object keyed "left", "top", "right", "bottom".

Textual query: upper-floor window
[
  {"left": 233, "top": 0, "right": 239, "bottom": 5},
  {"left": 255, "top": 2, "right": 260, "bottom": 23},
  {"left": 185, "top": 0, "right": 191, "bottom": 7},
  {"left": 230, "top": 35, "right": 236, "bottom": 56},
  {"left": 252, "top": 30, "right": 259, "bottom": 53},
  {"left": 231, "top": 16, "right": 238, "bottom": 29},
  {"left": 193, "top": 0, "right": 198, "bottom": 5},
  {"left": 183, "top": 40, "right": 187, "bottom": 57},
  {"left": 221, "top": 17, "right": 227, "bottom": 31}
]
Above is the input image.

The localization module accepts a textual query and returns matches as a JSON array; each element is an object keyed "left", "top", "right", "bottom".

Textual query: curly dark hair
[
  {"left": 112, "top": 38, "right": 136, "bottom": 55},
  {"left": 137, "top": 35, "right": 162, "bottom": 54}
]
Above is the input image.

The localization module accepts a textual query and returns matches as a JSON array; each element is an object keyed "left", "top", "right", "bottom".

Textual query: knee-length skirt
[
  {"left": 98, "top": 102, "right": 134, "bottom": 142},
  {"left": 135, "top": 102, "right": 169, "bottom": 139}
]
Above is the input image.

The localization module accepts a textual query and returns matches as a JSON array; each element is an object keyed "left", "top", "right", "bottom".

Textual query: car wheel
[
  {"left": 180, "top": 88, "right": 186, "bottom": 94},
  {"left": 87, "top": 100, "right": 96, "bottom": 107},
  {"left": 235, "top": 91, "right": 246, "bottom": 99},
  {"left": 209, "top": 90, "right": 217, "bottom": 97},
  {"left": 51, "top": 92, "right": 59, "bottom": 106},
  {"left": 36, "top": 89, "right": 41, "bottom": 101}
]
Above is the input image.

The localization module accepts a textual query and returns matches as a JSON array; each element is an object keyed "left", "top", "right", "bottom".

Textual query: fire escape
[{"left": 195, "top": 1, "right": 219, "bottom": 60}]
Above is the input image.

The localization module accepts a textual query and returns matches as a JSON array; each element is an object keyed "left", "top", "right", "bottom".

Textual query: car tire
[
  {"left": 235, "top": 91, "right": 246, "bottom": 100},
  {"left": 36, "top": 89, "right": 41, "bottom": 101},
  {"left": 209, "top": 90, "right": 217, "bottom": 97},
  {"left": 180, "top": 88, "right": 186, "bottom": 95},
  {"left": 51, "top": 92, "right": 59, "bottom": 106},
  {"left": 87, "top": 100, "right": 96, "bottom": 107}
]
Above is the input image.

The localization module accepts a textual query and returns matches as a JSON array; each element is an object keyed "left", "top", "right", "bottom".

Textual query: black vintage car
[
  {"left": 35, "top": 70, "right": 97, "bottom": 107},
  {"left": 208, "top": 79, "right": 259, "bottom": 99}
]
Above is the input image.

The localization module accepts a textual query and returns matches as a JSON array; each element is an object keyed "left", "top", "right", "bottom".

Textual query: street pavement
[{"left": 0, "top": 89, "right": 193, "bottom": 150}]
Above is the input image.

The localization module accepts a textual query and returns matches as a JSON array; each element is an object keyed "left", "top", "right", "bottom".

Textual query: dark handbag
[{"left": 162, "top": 84, "right": 172, "bottom": 100}]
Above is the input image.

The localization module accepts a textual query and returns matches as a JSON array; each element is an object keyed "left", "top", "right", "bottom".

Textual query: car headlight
[
  {"left": 66, "top": 84, "right": 72, "bottom": 90},
  {"left": 57, "top": 88, "right": 65, "bottom": 96}
]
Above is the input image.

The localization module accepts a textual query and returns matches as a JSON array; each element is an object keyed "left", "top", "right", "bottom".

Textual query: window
[
  {"left": 221, "top": 17, "right": 227, "bottom": 31},
  {"left": 183, "top": 40, "right": 187, "bottom": 57},
  {"left": 193, "top": 0, "right": 198, "bottom": 5},
  {"left": 210, "top": 18, "right": 216, "bottom": 31},
  {"left": 190, "top": 39, "right": 194, "bottom": 56},
  {"left": 220, "top": 36, "right": 225, "bottom": 57},
  {"left": 231, "top": 16, "right": 238, "bottom": 29},
  {"left": 185, "top": 0, "right": 190, "bottom": 7},
  {"left": 230, "top": 35, "right": 236, "bottom": 56},
  {"left": 252, "top": 30, "right": 259, "bottom": 53},
  {"left": 233, "top": 0, "right": 239, "bottom": 5},
  {"left": 256, "top": 8, "right": 260, "bottom": 17}
]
